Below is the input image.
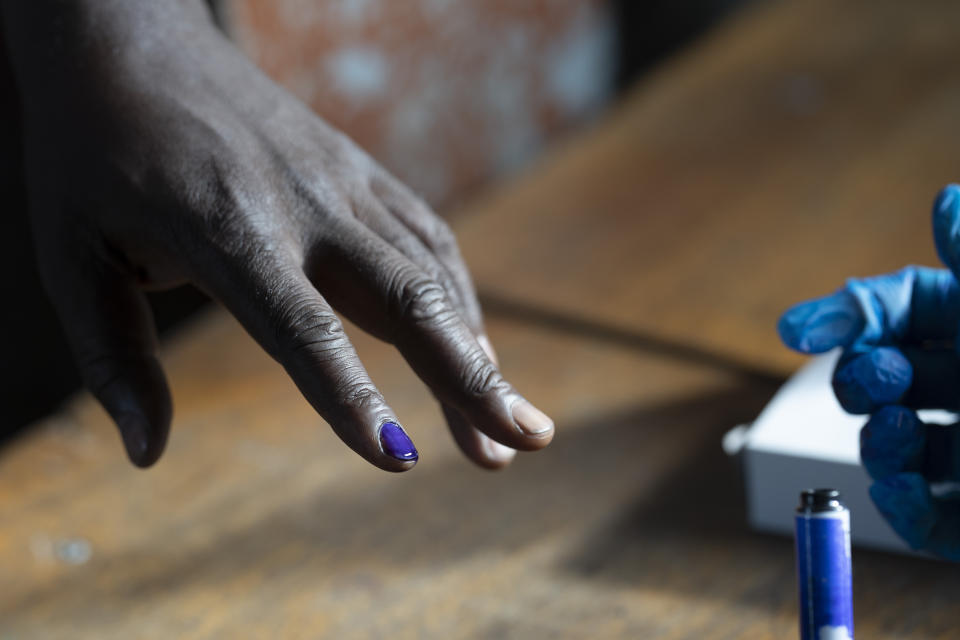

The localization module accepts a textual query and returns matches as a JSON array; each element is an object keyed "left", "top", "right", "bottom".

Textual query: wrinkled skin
[
  {"left": 1, "top": 0, "right": 554, "bottom": 471},
  {"left": 779, "top": 184, "right": 960, "bottom": 560}
]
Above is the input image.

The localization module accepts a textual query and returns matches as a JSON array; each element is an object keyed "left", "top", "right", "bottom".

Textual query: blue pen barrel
[{"left": 795, "top": 489, "right": 854, "bottom": 640}]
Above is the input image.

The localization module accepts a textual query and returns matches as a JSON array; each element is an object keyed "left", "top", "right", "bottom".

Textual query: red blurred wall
[{"left": 222, "top": 0, "right": 615, "bottom": 206}]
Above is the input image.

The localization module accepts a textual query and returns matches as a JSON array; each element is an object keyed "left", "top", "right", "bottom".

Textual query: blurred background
[{"left": 0, "top": 0, "right": 745, "bottom": 443}]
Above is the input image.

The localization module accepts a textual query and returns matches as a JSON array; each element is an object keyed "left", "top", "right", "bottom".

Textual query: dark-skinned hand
[{"left": 1, "top": 0, "right": 554, "bottom": 471}]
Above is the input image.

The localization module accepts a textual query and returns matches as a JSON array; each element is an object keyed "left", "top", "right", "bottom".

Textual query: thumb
[{"left": 37, "top": 232, "right": 172, "bottom": 467}]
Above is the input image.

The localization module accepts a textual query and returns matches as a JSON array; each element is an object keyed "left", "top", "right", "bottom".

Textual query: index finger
[{"left": 200, "top": 245, "right": 419, "bottom": 473}]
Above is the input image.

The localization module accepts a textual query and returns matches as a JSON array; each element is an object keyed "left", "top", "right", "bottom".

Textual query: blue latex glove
[{"left": 778, "top": 184, "right": 960, "bottom": 560}]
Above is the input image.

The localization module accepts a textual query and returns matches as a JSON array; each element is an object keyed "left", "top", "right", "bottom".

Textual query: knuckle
[
  {"left": 195, "top": 177, "right": 269, "bottom": 253},
  {"left": 276, "top": 301, "right": 348, "bottom": 359},
  {"left": 460, "top": 351, "right": 504, "bottom": 398},
  {"left": 336, "top": 378, "right": 383, "bottom": 410},
  {"left": 390, "top": 270, "right": 453, "bottom": 325}
]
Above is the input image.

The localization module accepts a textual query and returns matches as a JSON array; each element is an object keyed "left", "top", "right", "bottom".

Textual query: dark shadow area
[
  {"left": 613, "top": 0, "right": 749, "bottom": 90},
  {"left": 4, "top": 380, "right": 959, "bottom": 633},
  {"left": 6, "top": 377, "right": 958, "bottom": 636},
  {"left": 0, "top": 386, "right": 770, "bottom": 617}
]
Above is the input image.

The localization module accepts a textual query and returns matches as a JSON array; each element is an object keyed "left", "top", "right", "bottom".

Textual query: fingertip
[
  {"left": 466, "top": 437, "right": 518, "bottom": 471},
  {"left": 777, "top": 292, "right": 864, "bottom": 353},
  {"left": 378, "top": 421, "right": 419, "bottom": 472},
  {"left": 934, "top": 183, "right": 960, "bottom": 212},
  {"left": 932, "top": 183, "right": 960, "bottom": 274},
  {"left": 101, "top": 357, "right": 172, "bottom": 469},
  {"left": 115, "top": 411, "right": 168, "bottom": 468},
  {"left": 481, "top": 436, "right": 518, "bottom": 469},
  {"left": 833, "top": 346, "right": 912, "bottom": 414},
  {"left": 860, "top": 405, "right": 925, "bottom": 479},
  {"left": 869, "top": 473, "right": 938, "bottom": 550}
]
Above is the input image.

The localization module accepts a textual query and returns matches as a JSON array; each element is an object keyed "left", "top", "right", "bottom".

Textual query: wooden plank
[{"left": 454, "top": 0, "right": 960, "bottom": 376}]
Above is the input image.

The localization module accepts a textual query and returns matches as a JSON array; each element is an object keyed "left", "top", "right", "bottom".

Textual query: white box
[{"left": 728, "top": 351, "right": 952, "bottom": 554}]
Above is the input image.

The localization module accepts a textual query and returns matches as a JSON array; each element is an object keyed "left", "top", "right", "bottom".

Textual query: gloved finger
[
  {"left": 779, "top": 267, "right": 960, "bottom": 354},
  {"left": 36, "top": 234, "right": 172, "bottom": 468},
  {"left": 308, "top": 222, "right": 554, "bottom": 451},
  {"left": 869, "top": 472, "right": 960, "bottom": 561},
  {"left": 932, "top": 183, "right": 960, "bottom": 283},
  {"left": 861, "top": 407, "right": 960, "bottom": 483},
  {"left": 200, "top": 244, "right": 417, "bottom": 473},
  {"left": 832, "top": 344, "right": 960, "bottom": 413},
  {"left": 778, "top": 289, "right": 865, "bottom": 353},
  {"left": 832, "top": 345, "right": 912, "bottom": 414},
  {"left": 860, "top": 406, "right": 926, "bottom": 479}
]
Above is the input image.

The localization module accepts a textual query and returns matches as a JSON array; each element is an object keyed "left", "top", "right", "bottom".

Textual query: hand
[
  {"left": 2, "top": 0, "right": 553, "bottom": 471},
  {"left": 778, "top": 184, "right": 960, "bottom": 559}
]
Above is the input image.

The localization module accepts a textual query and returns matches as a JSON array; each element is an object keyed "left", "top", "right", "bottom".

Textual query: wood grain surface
[{"left": 3, "top": 0, "right": 960, "bottom": 638}]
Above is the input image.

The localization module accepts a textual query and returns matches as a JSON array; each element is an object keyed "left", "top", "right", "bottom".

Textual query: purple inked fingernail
[{"left": 379, "top": 421, "right": 418, "bottom": 461}]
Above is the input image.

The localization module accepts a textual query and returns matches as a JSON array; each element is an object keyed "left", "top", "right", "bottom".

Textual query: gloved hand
[
  {"left": 778, "top": 184, "right": 960, "bottom": 560},
  {"left": 1, "top": 0, "right": 553, "bottom": 471}
]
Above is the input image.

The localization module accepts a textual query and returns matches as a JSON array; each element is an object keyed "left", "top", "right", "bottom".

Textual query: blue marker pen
[{"left": 795, "top": 489, "right": 854, "bottom": 640}]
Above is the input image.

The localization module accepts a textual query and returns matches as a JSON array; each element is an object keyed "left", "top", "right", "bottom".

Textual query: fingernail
[
  {"left": 379, "top": 421, "right": 418, "bottom": 461},
  {"left": 777, "top": 292, "right": 863, "bottom": 353},
  {"left": 869, "top": 473, "right": 938, "bottom": 550},
  {"left": 483, "top": 436, "right": 517, "bottom": 463},
  {"left": 117, "top": 412, "right": 150, "bottom": 466},
  {"left": 477, "top": 334, "right": 499, "bottom": 366},
  {"left": 511, "top": 399, "right": 554, "bottom": 437},
  {"left": 833, "top": 346, "right": 911, "bottom": 414}
]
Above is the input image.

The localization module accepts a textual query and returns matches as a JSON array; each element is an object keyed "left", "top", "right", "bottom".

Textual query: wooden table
[{"left": 3, "top": 0, "right": 960, "bottom": 637}]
